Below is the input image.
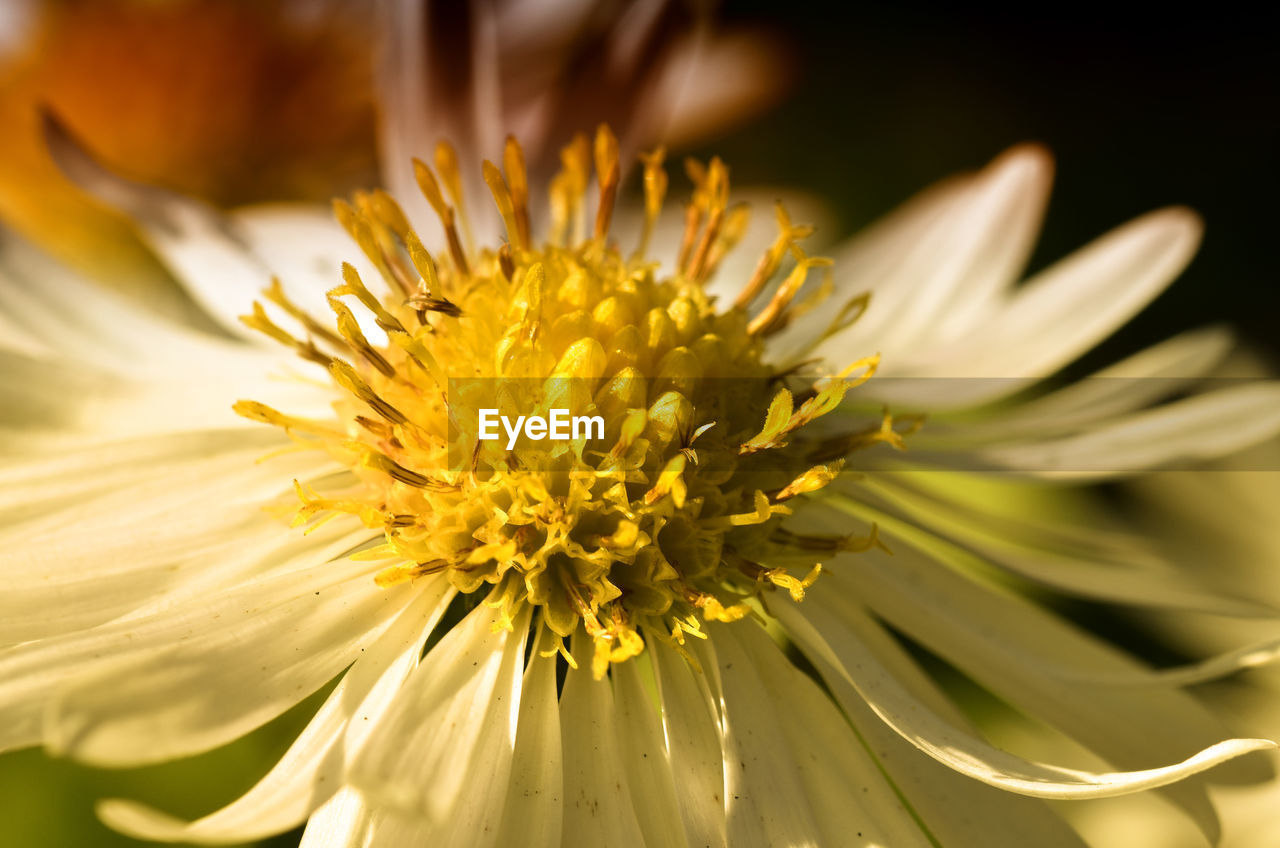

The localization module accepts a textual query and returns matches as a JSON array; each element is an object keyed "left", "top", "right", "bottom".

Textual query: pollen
[{"left": 237, "top": 127, "right": 903, "bottom": 675}]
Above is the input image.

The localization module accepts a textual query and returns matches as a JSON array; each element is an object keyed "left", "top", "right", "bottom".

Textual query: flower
[{"left": 4, "top": 106, "right": 1280, "bottom": 846}]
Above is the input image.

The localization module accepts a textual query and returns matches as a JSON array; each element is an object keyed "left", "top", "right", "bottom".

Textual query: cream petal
[
  {"left": 635, "top": 29, "right": 791, "bottom": 153},
  {"left": 299, "top": 787, "right": 370, "bottom": 848},
  {"left": 711, "top": 622, "right": 934, "bottom": 847},
  {"left": 697, "top": 629, "right": 822, "bottom": 846},
  {"left": 919, "top": 327, "right": 1236, "bottom": 446},
  {"left": 773, "top": 597, "right": 1274, "bottom": 801},
  {"left": 791, "top": 523, "right": 1269, "bottom": 838},
  {"left": 979, "top": 382, "right": 1280, "bottom": 478},
  {"left": 97, "top": 579, "right": 453, "bottom": 843},
  {"left": 833, "top": 479, "right": 1271, "bottom": 617},
  {"left": 818, "top": 145, "right": 1052, "bottom": 369},
  {"left": 0, "top": 226, "right": 272, "bottom": 376},
  {"left": 611, "top": 656, "right": 689, "bottom": 848},
  {"left": 46, "top": 567, "right": 413, "bottom": 767},
  {"left": 558, "top": 633, "right": 646, "bottom": 848},
  {"left": 872, "top": 207, "right": 1202, "bottom": 409},
  {"left": 0, "top": 442, "right": 334, "bottom": 642},
  {"left": 348, "top": 602, "right": 526, "bottom": 846},
  {"left": 788, "top": 601, "right": 1088, "bottom": 846},
  {"left": 373, "top": 0, "right": 432, "bottom": 233},
  {"left": 0, "top": 555, "right": 389, "bottom": 757},
  {"left": 817, "top": 530, "right": 1265, "bottom": 778},
  {"left": 648, "top": 637, "right": 729, "bottom": 848},
  {"left": 1043, "top": 635, "right": 1280, "bottom": 688},
  {"left": 492, "top": 637, "right": 564, "bottom": 847},
  {"left": 0, "top": 345, "right": 333, "bottom": 440}
]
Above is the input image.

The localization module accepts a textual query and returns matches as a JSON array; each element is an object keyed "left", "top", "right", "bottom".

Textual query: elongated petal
[
  {"left": 97, "top": 580, "right": 453, "bottom": 843},
  {"left": 611, "top": 656, "right": 688, "bottom": 848},
  {"left": 558, "top": 633, "right": 646, "bottom": 848},
  {"left": 871, "top": 207, "right": 1201, "bottom": 408},
  {"left": 982, "top": 382, "right": 1280, "bottom": 478},
  {"left": 349, "top": 602, "right": 526, "bottom": 846},
  {"left": 774, "top": 598, "right": 1274, "bottom": 800},
  {"left": 711, "top": 622, "right": 934, "bottom": 846},
  {"left": 0, "top": 553, "right": 386, "bottom": 757},
  {"left": 492, "top": 637, "right": 564, "bottom": 847},
  {"left": 649, "top": 637, "right": 729, "bottom": 848},
  {"left": 46, "top": 563, "right": 413, "bottom": 766},
  {"left": 834, "top": 480, "right": 1272, "bottom": 617},
  {"left": 299, "top": 788, "right": 369, "bottom": 848},
  {"left": 920, "top": 327, "right": 1235, "bottom": 446}
]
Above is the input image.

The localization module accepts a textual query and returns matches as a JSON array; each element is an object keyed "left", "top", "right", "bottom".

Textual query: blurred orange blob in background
[{"left": 0, "top": 0, "right": 379, "bottom": 294}]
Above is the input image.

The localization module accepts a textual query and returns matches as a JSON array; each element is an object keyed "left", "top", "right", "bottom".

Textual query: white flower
[{"left": 3, "top": 16, "right": 1280, "bottom": 848}]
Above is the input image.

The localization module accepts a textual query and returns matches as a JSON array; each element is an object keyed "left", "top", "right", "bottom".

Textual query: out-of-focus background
[{"left": 0, "top": 1, "right": 1274, "bottom": 846}]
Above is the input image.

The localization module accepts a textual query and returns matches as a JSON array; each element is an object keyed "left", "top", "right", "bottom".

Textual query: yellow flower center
[{"left": 237, "top": 127, "right": 905, "bottom": 676}]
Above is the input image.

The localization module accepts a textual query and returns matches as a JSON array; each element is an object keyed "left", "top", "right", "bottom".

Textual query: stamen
[
  {"left": 326, "top": 295, "right": 396, "bottom": 377},
  {"left": 261, "top": 278, "right": 344, "bottom": 349},
  {"left": 503, "top": 135, "right": 532, "bottom": 250},
  {"left": 483, "top": 160, "right": 522, "bottom": 251},
  {"left": 746, "top": 246, "right": 834, "bottom": 336},
  {"left": 686, "top": 157, "right": 729, "bottom": 283},
  {"left": 413, "top": 157, "right": 471, "bottom": 276},
  {"left": 333, "top": 198, "right": 413, "bottom": 297},
  {"left": 635, "top": 146, "right": 668, "bottom": 259},
  {"left": 239, "top": 302, "right": 331, "bottom": 368},
  {"left": 434, "top": 140, "right": 474, "bottom": 255},
  {"left": 735, "top": 203, "right": 815, "bottom": 310},
  {"left": 593, "top": 124, "right": 620, "bottom": 242}
]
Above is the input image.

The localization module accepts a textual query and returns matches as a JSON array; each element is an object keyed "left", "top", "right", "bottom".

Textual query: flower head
[{"left": 235, "top": 128, "right": 892, "bottom": 677}]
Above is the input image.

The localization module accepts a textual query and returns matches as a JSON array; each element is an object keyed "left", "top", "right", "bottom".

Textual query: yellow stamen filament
[{"left": 593, "top": 124, "right": 620, "bottom": 242}]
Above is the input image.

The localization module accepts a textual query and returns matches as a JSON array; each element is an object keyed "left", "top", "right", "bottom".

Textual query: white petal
[
  {"left": 558, "top": 633, "right": 646, "bottom": 848},
  {"left": 0, "top": 439, "right": 326, "bottom": 641},
  {"left": 795, "top": 603, "right": 1088, "bottom": 846},
  {"left": 492, "top": 636, "right": 563, "bottom": 847},
  {"left": 0, "top": 554, "right": 389, "bottom": 758},
  {"left": 0, "top": 344, "right": 332, "bottom": 441},
  {"left": 373, "top": 0, "right": 433, "bottom": 233},
  {"left": 0, "top": 227, "right": 272, "bottom": 376},
  {"left": 922, "top": 326, "right": 1235, "bottom": 445},
  {"left": 773, "top": 597, "right": 1274, "bottom": 800},
  {"left": 1045, "top": 635, "right": 1280, "bottom": 688},
  {"left": 819, "top": 145, "right": 1052, "bottom": 369},
  {"left": 872, "top": 207, "right": 1202, "bottom": 409},
  {"left": 649, "top": 637, "right": 729, "bottom": 848},
  {"left": 981, "top": 382, "right": 1280, "bottom": 478},
  {"left": 611, "top": 656, "right": 688, "bottom": 848},
  {"left": 348, "top": 602, "right": 527, "bottom": 848},
  {"left": 812, "top": 511, "right": 1268, "bottom": 792},
  {"left": 47, "top": 566, "right": 412, "bottom": 766},
  {"left": 834, "top": 478, "right": 1270, "bottom": 617},
  {"left": 712, "top": 622, "right": 933, "bottom": 847},
  {"left": 299, "top": 787, "right": 370, "bottom": 848},
  {"left": 97, "top": 579, "right": 453, "bottom": 843}
]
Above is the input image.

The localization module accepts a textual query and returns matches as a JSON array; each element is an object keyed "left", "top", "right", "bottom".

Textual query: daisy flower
[
  {"left": 1, "top": 106, "right": 1279, "bottom": 847},
  {"left": 7, "top": 0, "right": 1280, "bottom": 831}
]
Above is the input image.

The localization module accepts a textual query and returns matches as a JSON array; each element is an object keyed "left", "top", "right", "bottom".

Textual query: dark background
[{"left": 705, "top": 2, "right": 1278, "bottom": 369}]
